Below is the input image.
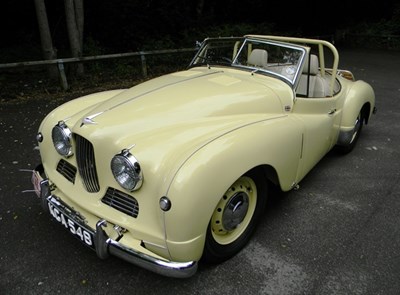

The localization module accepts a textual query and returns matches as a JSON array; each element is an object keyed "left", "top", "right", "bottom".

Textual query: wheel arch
[
  {"left": 340, "top": 80, "right": 375, "bottom": 130},
  {"left": 259, "top": 164, "right": 280, "bottom": 187},
  {"left": 336, "top": 81, "right": 375, "bottom": 150}
]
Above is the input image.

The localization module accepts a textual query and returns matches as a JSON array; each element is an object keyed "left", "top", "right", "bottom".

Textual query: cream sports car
[{"left": 31, "top": 35, "right": 375, "bottom": 278}]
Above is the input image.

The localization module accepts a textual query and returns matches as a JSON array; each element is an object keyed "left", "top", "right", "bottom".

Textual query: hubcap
[
  {"left": 211, "top": 176, "right": 257, "bottom": 245},
  {"left": 222, "top": 192, "right": 249, "bottom": 231},
  {"left": 350, "top": 113, "right": 362, "bottom": 144}
]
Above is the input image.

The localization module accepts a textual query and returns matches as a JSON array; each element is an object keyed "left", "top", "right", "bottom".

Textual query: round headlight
[
  {"left": 52, "top": 122, "right": 73, "bottom": 157},
  {"left": 111, "top": 150, "right": 143, "bottom": 191}
]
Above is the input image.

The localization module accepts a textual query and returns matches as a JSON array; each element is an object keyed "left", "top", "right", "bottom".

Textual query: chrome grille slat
[
  {"left": 75, "top": 134, "right": 100, "bottom": 193},
  {"left": 102, "top": 187, "right": 139, "bottom": 218}
]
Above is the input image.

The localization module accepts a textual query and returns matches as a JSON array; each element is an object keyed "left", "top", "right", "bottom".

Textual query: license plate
[{"left": 47, "top": 198, "right": 95, "bottom": 249}]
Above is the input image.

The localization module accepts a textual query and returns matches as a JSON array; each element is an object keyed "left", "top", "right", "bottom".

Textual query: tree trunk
[
  {"left": 74, "top": 0, "right": 84, "bottom": 49},
  {"left": 64, "top": 0, "right": 84, "bottom": 76},
  {"left": 34, "top": 0, "right": 58, "bottom": 79},
  {"left": 196, "top": 0, "right": 205, "bottom": 18}
]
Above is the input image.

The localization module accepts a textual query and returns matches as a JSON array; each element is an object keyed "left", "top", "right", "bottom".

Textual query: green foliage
[
  {"left": 184, "top": 22, "right": 276, "bottom": 41},
  {"left": 84, "top": 37, "right": 106, "bottom": 56},
  {"left": 341, "top": 17, "right": 400, "bottom": 49},
  {"left": 335, "top": 2, "right": 400, "bottom": 49}
]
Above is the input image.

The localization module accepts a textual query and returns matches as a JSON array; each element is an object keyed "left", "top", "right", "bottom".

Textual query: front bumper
[{"left": 32, "top": 167, "right": 197, "bottom": 278}]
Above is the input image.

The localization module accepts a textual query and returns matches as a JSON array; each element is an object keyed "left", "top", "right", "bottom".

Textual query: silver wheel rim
[{"left": 350, "top": 113, "right": 362, "bottom": 144}]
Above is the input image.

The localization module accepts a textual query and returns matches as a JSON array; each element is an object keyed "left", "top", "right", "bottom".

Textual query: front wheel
[{"left": 202, "top": 169, "right": 267, "bottom": 263}]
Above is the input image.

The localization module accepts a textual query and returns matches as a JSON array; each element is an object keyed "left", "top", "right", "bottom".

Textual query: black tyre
[
  {"left": 337, "top": 111, "right": 364, "bottom": 154},
  {"left": 202, "top": 169, "right": 267, "bottom": 263}
]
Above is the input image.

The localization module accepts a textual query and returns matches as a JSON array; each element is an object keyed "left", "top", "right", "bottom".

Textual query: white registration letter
[
  {"left": 61, "top": 214, "right": 68, "bottom": 228},
  {"left": 53, "top": 208, "right": 61, "bottom": 222},
  {"left": 76, "top": 227, "right": 84, "bottom": 241},
  {"left": 68, "top": 219, "right": 76, "bottom": 234},
  {"left": 83, "top": 231, "right": 92, "bottom": 246}
]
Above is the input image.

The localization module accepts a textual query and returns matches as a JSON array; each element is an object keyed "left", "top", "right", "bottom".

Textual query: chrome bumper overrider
[{"left": 33, "top": 168, "right": 197, "bottom": 278}]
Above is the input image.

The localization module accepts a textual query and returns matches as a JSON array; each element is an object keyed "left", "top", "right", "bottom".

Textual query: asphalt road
[{"left": 1, "top": 48, "right": 400, "bottom": 295}]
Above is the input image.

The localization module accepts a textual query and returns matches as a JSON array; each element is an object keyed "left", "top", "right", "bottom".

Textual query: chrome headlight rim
[
  {"left": 51, "top": 121, "right": 73, "bottom": 157},
  {"left": 111, "top": 150, "right": 143, "bottom": 192}
]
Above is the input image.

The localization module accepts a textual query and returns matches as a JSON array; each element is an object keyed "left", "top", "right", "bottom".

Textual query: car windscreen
[
  {"left": 190, "top": 37, "right": 306, "bottom": 85},
  {"left": 190, "top": 38, "right": 244, "bottom": 67}
]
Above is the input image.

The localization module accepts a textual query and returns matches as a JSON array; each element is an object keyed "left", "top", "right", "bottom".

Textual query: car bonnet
[{"left": 63, "top": 67, "right": 289, "bottom": 187}]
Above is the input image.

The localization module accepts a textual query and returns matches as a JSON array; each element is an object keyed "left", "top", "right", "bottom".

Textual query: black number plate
[{"left": 47, "top": 198, "right": 95, "bottom": 249}]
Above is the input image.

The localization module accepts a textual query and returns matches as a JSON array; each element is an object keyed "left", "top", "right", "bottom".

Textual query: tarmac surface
[{"left": 1, "top": 48, "right": 399, "bottom": 294}]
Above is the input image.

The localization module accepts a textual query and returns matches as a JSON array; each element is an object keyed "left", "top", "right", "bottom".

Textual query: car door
[{"left": 291, "top": 96, "right": 338, "bottom": 180}]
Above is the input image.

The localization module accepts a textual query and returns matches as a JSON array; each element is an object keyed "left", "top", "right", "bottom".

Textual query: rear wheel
[
  {"left": 202, "top": 169, "right": 267, "bottom": 263},
  {"left": 337, "top": 111, "right": 364, "bottom": 154}
]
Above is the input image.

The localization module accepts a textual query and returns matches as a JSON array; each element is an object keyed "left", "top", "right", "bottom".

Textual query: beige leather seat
[
  {"left": 247, "top": 49, "right": 268, "bottom": 67},
  {"left": 297, "top": 54, "right": 328, "bottom": 97}
]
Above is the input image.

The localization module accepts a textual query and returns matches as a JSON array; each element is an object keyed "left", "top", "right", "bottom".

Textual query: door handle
[{"left": 328, "top": 109, "right": 336, "bottom": 115}]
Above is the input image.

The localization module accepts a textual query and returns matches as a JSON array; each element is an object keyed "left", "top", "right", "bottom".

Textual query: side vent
[
  {"left": 102, "top": 187, "right": 139, "bottom": 218},
  {"left": 56, "top": 159, "right": 77, "bottom": 183}
]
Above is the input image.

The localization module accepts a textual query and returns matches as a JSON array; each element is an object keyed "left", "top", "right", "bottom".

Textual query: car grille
[
  {"left": 102, "top": 187, "right": 139, "bottom": 218},
  {"left": 56, "top": 159, "right": 77, "bottom": 183},
  {"left": 75, "top": 134, "right": 100, "bottom": 193}
]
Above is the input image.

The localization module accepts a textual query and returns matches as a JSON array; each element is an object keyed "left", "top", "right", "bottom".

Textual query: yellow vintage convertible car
[{"left": 31, "top": 35, "right": 375, "bottom": 278}]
